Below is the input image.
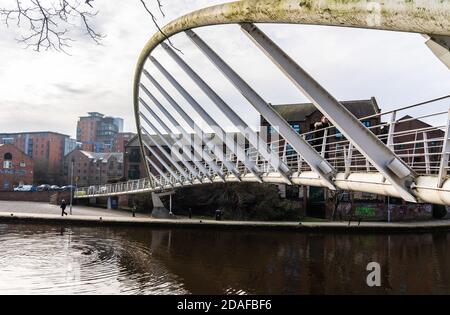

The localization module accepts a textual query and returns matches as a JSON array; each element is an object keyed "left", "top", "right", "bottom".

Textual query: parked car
[
  {"left": 61, "top": 185, "right": 76, "bottom": 191},
  {"left": 37, "top": 184, "right": 51, "bottom": 191},
  {"left": 14, "top": 185, "right": 34, "bottom": 192},
  {"left": 50, "top": 185, "right": 60, "bottom": 191}
]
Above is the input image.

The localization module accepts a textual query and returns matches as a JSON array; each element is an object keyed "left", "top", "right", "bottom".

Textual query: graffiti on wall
[{"left": 335, "top": 202, "right": 433, "bottom": 221}]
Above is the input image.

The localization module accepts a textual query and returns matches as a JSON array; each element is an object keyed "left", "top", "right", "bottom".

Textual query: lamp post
[{"left": 70, "top": 159, "right": 74, "bottom": 215}]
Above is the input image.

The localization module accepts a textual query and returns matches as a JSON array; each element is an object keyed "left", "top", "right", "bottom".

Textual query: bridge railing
[
  {"left": 243, "top": 95, "right": 450, "bottom": 175},
  {"left": 75, "top": 95, "right": 450, "bottom": 198}
]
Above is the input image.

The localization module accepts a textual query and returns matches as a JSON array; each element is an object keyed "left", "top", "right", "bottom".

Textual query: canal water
[{"left": 0, "top": 223, "right": 449, "bottom": 294}]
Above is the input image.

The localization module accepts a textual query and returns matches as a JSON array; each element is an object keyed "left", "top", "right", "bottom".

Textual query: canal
[{"left": 0, "top": 223, "right": 449, "bottom": 294}]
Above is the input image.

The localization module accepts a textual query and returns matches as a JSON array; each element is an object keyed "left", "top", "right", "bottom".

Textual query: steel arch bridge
[{"left": 75, "top": 0, "right": 450, "bottom": 206}]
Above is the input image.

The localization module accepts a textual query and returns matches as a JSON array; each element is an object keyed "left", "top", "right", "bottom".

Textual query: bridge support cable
[
  {"left": 142, "top": 70, "right": 242, "bottom": 181},
  {"left": 423, "top": 132, "right": 431, "bottom": 176},
  {"left": 424, "top": 35, "right": 450, "bottom": 70},
  {"left": 139, "top": 98, "right": 215, "bottom": 182},
  {"left": 156, "top": 46, "right": 292, "bottom": 181},
  {"left": 144, "top": 155, "right": 174, "bottom": 189},
  {"left": 148, "top": 172, "right": 163, "bottom": 189},
  {"left": 240, "top": 23, "right": 418, "bottom": 202},
  {"left": 139, "top": 112, "right": 204, "bottom": 182},
  {"left": 141, "top": 139, "right": 185, "bottom": 186},
  {"left": 438, "top": 109, "right": 450, "bottom": 188},
  {"left": 139, "top": 85, "right": 226, "bottom": 182},
  {"left": 141, "top": 127, "right": 194, "bottom": 184},
  {"left": 141, "top": 83, "right": 227, "bottom": 183},
  {"left": 185, "top": 29, "right": 336, "bottom": 190},
  {"left": 143, "top": 69, "right": 262, "bottom": 182}
]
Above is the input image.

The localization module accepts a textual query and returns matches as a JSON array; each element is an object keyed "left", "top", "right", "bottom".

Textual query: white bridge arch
[{"left": 75, "top": 0, "right": 450, "bottom": 206}]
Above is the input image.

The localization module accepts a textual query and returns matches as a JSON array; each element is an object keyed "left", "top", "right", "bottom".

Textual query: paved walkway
[
  {"left": 1, "top": 201, "right": 450, "bottom": 232},
  {"left": 0, "top": 200, "right": 149, "bottom": 218}
]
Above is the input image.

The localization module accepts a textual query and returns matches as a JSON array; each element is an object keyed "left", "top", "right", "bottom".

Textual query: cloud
[
  {"left": 53, "top": 83, "right": 85, "bottom": 95},
  {"left": 0, "top": 0, "right": 449, "bottom": 139}
]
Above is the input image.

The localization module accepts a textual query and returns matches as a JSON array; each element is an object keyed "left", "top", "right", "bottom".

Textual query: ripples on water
[
  {"left": 0, "top": 224, "right": 187, "bottom": 294},
  {"left": 0, "top": 223, "right": 449, "bottom": 294}
]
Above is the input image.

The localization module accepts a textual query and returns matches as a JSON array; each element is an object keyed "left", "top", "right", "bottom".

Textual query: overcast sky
[{"left": 0, "top": 0, "right": 449, "bottom": 138}]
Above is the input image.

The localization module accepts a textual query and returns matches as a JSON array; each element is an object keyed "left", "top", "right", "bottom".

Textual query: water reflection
[{"left": 0, "top": 223, "right": 449, "bottom": 294}]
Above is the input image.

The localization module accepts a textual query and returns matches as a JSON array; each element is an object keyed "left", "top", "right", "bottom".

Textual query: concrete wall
[
  {"left": 333, "top": 202, "right": 434, "bottom": 222},
  {"left": 0, "top": 191, "right": 71, "bottom": 204}
]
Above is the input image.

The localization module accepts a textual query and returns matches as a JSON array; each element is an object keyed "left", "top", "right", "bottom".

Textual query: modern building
[
  {"left": 113, "top": 118, "right": 124, "bottom": 133},
  {"left": 76, "top": 112, "right": 124, "bottom": 153},
  {"left": 0, "top": 144, "right": 34, "bottom": 191},
  {"left": 0, "top": 132, "right": 71, "bottom": 185},
  {"left": 63, "top": 150, "right": 124, "bottom": 187},
  {"left": 64, "top": 138, "right": 80, "bottom": 156}
]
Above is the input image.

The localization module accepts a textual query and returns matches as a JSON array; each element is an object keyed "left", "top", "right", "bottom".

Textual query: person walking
[
  {"left": 60, "top": 199, "right": 68, "bottom": 216},
  {"left": 313, "top": 116, "right": 331, "bottom": 155}
]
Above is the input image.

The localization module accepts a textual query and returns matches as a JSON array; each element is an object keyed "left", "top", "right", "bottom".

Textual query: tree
[
  {"left": 0, "top": 0, "right": 166, "bottom": 52},
  {"left": 171, "top": 183, "right": 302, "bottom": 221}
]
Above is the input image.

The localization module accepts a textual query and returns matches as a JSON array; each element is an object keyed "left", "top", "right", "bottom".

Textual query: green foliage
[
  {"left": 133, "top": 193, "right": 153, "bottom": 213},
  {"left": 172, "top": 183, "right": 301, "bottom": 221}
]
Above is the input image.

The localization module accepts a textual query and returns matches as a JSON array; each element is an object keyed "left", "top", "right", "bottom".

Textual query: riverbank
[
  {"left": 1, "top": 201, "right": 450, "bottom": 233},
  {"left": 1, "top": 210, "right": 450, "bottom": 234}
]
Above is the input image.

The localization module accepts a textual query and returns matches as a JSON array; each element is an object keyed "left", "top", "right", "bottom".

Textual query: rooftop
[
  {"left": 0, "top": 131, "right": 70, "bottom": 138},
  {"left": 267, "top": 98, "right": 380, "bottom": 122},
  {"left": 78, "top": 151, "right": 124, "bottom": 163}
]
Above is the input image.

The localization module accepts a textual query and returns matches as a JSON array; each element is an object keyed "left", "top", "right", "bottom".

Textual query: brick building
[
  {"left": 0, "top": 144, "right": 34, "bottom": 191},
  {"left": 259, "top": 98, "right": 382, "bottom": 216},
  {"left": 76, "top": 112, "right": 124, "bottom": 153},
  {"left": 261, "top": 98, "right": 381, "bottom": 142},
  {"left": 124, "top": 134, "right": 172, "bottom": 180},
  {"left": 114, "top": 132, "right": 135, "bottom": 153},
  {"left": 390, "top": 115, "right": 445, "bottom": 171},
  {"left": 63, "top": 150, "right": 124, "bottom": 187},
  {"left": 0, "top": 132, "right": 74, "bottom": 185}
]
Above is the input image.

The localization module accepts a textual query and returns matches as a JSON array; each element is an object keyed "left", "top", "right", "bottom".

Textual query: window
[
  {"left": 396, "top": 144, "right": 405, "bottom": 151},
  {"left": 128, "top": 165, "right": 140, "bottom": 180},
  {"left": 19, "top": 162, "right": 26, "bottom": 167},
  {"left": 3, "top": 153, "right": 12, "bottom": 169},
  {"left": 291, "top": 124, "right": 301, "bottom": 134},
  {"left": 285, "top": 144, "right": 295, "bottom": 156},
  {"left": 267, "top": 125, "right": 276, "bottom": 135},
  {"left": 362, "top": 121, "right": 371, "bottom": 128},
  {"left": 129, "top": 148, "right": 141, "bottom": 163},
  {"left": 3, "top": 180, "right": 10, "bottom": 189},
  {"left": 162, "top": 146, "right": 171, "bottom": 154}
]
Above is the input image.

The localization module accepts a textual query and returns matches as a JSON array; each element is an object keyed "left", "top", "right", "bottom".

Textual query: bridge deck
[{"left": 75, "top": 1, "right": 450, "bottom": 205}]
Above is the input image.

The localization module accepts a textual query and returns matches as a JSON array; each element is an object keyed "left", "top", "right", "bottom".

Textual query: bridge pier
[
  {"left": 107, "top": 196, "right": 118, "bottom": 210},
  {"left": 150, "top": 191, "right": 176, "bottom": 219}
]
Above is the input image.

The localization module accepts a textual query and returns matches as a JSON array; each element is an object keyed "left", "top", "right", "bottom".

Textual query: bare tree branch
[
  {"left": 0, "top": 0, "right": 103, "bottom": 53},
  {"left": 140, "top": 0, "right": 181, "bottom": 53},
  {"left": 0, "top": 0, "right": 179, "bottom": 53}
]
